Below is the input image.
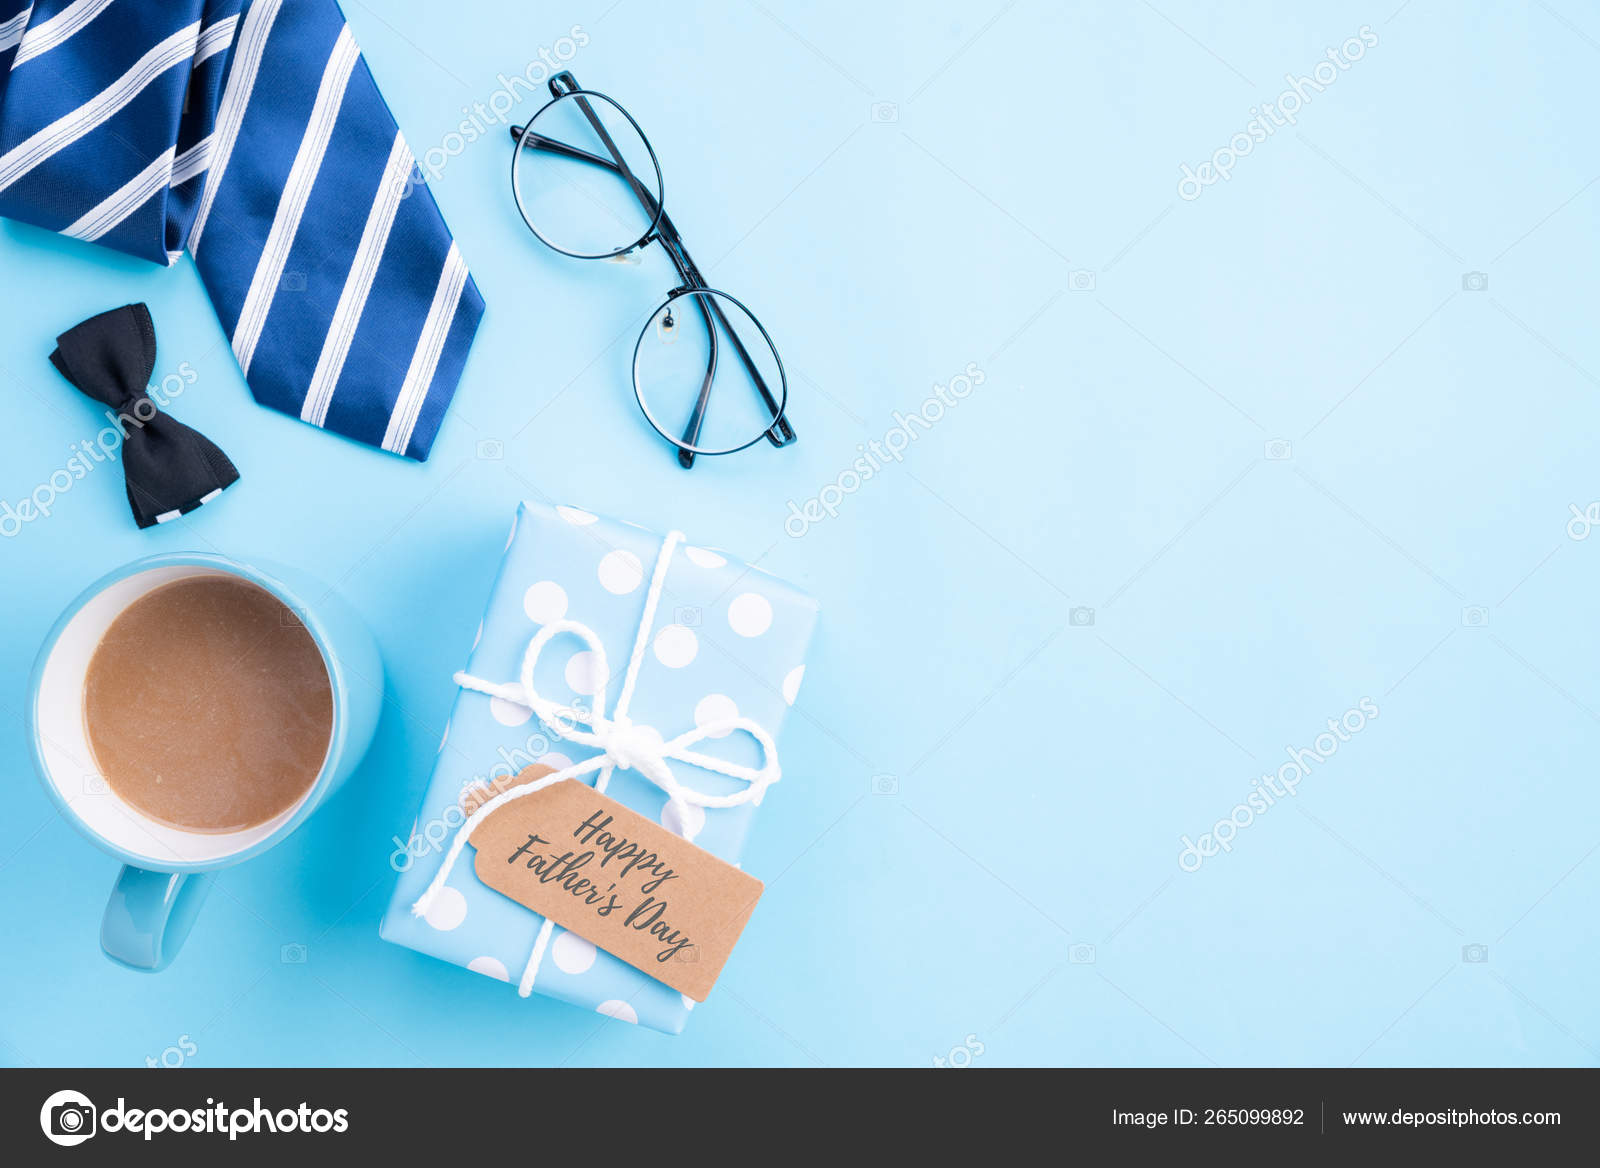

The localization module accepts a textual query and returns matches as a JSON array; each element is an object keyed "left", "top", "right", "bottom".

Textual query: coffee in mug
[{"left": 82, "top": 576, "right": 334, "bottom": 833}]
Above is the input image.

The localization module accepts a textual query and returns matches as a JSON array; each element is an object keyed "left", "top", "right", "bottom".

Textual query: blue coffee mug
[{"left": 28, "top": 553, "right": 382, "bottom": 971}]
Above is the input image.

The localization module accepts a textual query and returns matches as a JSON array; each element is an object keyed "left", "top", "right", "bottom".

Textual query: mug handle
[{"left": 101, "top": 866, "right": 213, "bottom": 972}]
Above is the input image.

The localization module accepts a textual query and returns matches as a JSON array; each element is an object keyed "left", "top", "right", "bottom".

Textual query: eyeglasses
[{"left": 509, "top": 71, "right": 796, "bottom": 468}]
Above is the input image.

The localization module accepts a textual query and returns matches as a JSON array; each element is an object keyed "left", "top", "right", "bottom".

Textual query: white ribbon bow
[{"left": 411, "top": 528, "right": 781, "bottom": 997}]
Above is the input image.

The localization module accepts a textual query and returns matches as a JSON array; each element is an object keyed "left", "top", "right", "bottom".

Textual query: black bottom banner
[{"left": 3, "top": 1067, "right": 1593, "bottom": 1156}]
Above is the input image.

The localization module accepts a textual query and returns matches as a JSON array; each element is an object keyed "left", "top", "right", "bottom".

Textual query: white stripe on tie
[
  {"left": 0, "top": 6, "right": 32, "bottom": 53},
  {"left": 11, "top": 0, "right": 112, "bottom": 67},
  {"left": 0, "top": 21, "right": 199, "bottom": 194},
  {"left": 188, "top": 0, "right": 280, "bottom": 255},
  {"left": 62, "top": 144, "right": 174, "bottom": 241},
  {"left": 193, "top": 12, "right": 238, "bottom": 67},
  {"left": 231, "top": 24, "right": 360, "bottom": 376},
  {"left": 170, "top": 134, "right": 212, "bottom": 186},
  {"left": 382, "top": 243, "right": 468, "bottom": 454},
  {"left": 301, "top": 131, "right": 414, "bottom": 428}
]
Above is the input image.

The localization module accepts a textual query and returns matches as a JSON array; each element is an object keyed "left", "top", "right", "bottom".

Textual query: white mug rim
[{"left": 27, "top": 552, "right": 350, "bottom": 872}]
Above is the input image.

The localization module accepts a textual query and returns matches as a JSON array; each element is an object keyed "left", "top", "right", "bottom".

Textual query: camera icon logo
[
  {"left": 1264, "top": 438, "right": 1292, "bottom": 461},
  {"left": 40, "top": 1089, "right": 97, "bottom": 1146},
  {"left": 1068, "top": 269, "right": 1096, "bottom": 292},
  {"left": 1069, "top": 943, "right": 1096, "bottom": 965},
  {"left": 281, "top": 942, "right": 308, "bottom": 964},
  {"left": 674, "top": 945, "right": 700, "bottom": 963},
  {"left": 82, "top": 773, "right": 110, "bottom": 796},
  {"left": 674, "top": 605, "right": 702, "bottom": 628},
  {"left": 1461, "top": 606, "right": 1489, "bottom": 628},
  {"left": 1069, "top": 606, "right": 1095, "bottom": 627},
  {"left": 476, "top": 439, "right": 504, "bottom": 460},
  {"left": 869, "top": 101, "right": 899, "bottom": 123},
  {"left": 871, "top": 773, "right": 899, "bottom": 795},
  {"left": 1461, "top": 271, "right": 1488, "bottom": 292},
  {"left": 279, "top": 270, "right": 307, "bottom": 293},
  {"left": 1461, "top": 943, "right": 1489, "bottom": 963}
]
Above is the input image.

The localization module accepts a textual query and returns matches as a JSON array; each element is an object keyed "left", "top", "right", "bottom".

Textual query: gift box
[{"left": 381, "top": 500, "right": 818, "bottom": 1033}]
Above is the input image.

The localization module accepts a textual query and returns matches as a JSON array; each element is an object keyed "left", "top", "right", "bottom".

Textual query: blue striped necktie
[{"left": 0, "top": 0, "right": 483, "bottom": 461}]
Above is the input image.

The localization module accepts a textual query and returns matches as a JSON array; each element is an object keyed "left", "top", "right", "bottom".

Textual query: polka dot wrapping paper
[{"left": 380, "top": 500, "right": 819, "bottom": 1033}]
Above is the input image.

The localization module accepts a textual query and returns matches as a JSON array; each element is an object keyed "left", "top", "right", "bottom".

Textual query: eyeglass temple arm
[
  {"left": 665, "top": 242, "right": 797, "bottom": 456},
  {"left": 512, "top": 115, "right": 719, "bottom": 468},
  {"left": 509, "top": 123, "right": 797, "bottom": 459}
]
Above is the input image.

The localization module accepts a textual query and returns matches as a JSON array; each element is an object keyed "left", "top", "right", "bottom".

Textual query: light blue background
[{"left": 3, "top": 0, "right": 1598, "bottom": 1067}]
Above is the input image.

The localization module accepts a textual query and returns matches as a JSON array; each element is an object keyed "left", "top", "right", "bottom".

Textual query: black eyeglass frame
[{"left": 509, "top": 71, "right": 796, "bottom": 467}]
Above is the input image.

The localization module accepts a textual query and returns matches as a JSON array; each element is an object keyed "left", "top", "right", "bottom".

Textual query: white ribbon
[{"left": 411, "top": 528, "right": 781, "bottom": 997}]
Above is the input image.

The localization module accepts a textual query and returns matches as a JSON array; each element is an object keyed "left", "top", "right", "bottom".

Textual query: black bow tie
[{"left": 49, "top": 304, "right": 239, "bottom": 529}]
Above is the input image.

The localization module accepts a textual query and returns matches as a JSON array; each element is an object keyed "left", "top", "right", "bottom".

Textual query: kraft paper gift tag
[{"left": 463, "top": 766, "right": 764, "bottom": 1001}]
